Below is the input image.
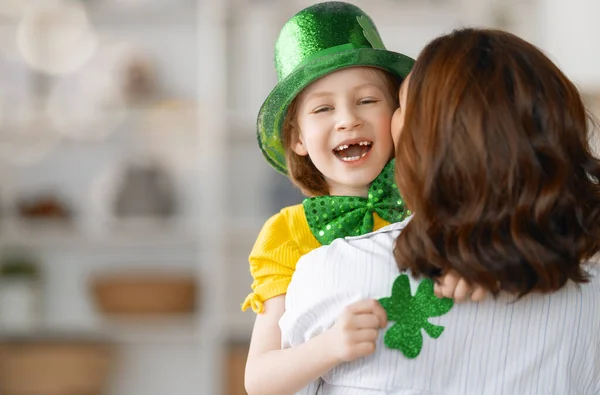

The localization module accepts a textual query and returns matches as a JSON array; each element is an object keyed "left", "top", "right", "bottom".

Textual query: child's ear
[{"left": 291, "top": 132, "right": 308, "bottom": 156}]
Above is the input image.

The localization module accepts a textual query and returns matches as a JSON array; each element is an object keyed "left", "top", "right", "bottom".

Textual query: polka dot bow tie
[{"left": 302, "top": 159, "right": 409, "bottom": 245}]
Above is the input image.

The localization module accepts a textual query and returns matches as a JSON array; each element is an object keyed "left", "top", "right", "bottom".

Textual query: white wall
[{"left": 538, "top": 0, "right": 600, "bottom": 91}]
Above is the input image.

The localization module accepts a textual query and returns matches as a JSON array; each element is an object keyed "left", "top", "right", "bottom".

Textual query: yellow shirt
[{"left": 242, "top": 204, "right": 390, "bottom": 313}]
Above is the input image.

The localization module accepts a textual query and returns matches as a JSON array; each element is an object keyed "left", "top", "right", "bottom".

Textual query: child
[
  {"left": 243, "top": 3, "right": 481, "bottom": 395},
  {"left": 242, "top": 1, "right": 413, "bottom": 315}
]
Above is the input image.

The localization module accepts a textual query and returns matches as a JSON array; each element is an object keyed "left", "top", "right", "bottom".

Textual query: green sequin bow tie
[{"left": 303, "top": 160, "right": 408, "bottom": 245}]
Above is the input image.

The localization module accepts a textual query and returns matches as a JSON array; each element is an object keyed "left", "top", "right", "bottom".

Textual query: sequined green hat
[{"left": 257, "top": 1, "right": 414, "bottom": 174}]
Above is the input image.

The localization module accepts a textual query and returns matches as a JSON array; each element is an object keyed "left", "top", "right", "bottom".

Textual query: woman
[{"left": 280, "top": 28, "right": 600, "bottom": 394}]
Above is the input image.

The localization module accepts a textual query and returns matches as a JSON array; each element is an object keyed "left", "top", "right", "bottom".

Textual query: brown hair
[
  {"left": 283, "top": 67, "right": 400, "bottom": 196},
  {"left": 394, "top": 28, "right": 600, "bottom": 296}
]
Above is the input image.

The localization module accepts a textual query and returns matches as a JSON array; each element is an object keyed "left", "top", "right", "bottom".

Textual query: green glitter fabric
[
  {"left": 303, "top": 160, "right": 409, "bottom": 245},
  {"left": 379, "top": 275, "right": 454, "bottom": 359},
  {"left": 257, "top": 2, "right": 414, "bottom": 174}
]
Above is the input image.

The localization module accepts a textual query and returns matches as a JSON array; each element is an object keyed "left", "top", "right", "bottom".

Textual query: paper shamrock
[
  {"left": 356, "top": 15, "right": 386, "bottom": 50},
  {"left": 379, "top": 274, "right": 453, "bottom": 359}
]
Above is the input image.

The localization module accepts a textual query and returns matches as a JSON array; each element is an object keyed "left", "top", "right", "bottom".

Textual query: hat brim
[{"left": 257, "top": 48, "right": 414, "bottom": 175}]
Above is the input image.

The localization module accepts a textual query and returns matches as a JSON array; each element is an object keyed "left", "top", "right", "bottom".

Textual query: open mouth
[{"left": 333, "top": 140, "right": 373, "bottom": 162}]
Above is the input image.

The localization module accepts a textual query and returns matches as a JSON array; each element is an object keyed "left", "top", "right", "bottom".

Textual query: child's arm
[
  {"left": 245, "top": 295, "right": 336, "bottom": 395},
  {"left": 434, "top": 270, "right": 488, "bottom": 302},
  {"left": 244, "top": 295, "right": 387, "bottom": 395}
]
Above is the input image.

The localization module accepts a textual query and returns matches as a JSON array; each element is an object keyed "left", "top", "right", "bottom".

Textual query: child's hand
[
  {"left": 327, "top": 299, "right": 388, "bottom": 363},
  {"left": 434, "top": 270, "right": 488, "bottom": 302}
]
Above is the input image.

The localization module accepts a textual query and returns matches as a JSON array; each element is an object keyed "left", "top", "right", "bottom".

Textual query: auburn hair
[{"left": 394, "top": 28, "right": 600, "bottom": 296}]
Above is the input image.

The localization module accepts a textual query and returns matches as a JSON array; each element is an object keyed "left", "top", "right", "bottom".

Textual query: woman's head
[
  {"left": 393, "top": 28, "right": 600, "bottom": 296},
  {"left": 284, "top": 66, "right": 400, "bottom": 196}
]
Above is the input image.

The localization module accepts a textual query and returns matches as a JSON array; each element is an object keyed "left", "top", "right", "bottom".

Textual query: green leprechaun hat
[{"left": 257, "top": 1, "right": 414, "bottom": 174}]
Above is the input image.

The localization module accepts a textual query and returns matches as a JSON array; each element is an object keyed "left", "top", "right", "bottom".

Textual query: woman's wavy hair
[{"left": 394, "top": 28, "right": 600, "bottom": 296}]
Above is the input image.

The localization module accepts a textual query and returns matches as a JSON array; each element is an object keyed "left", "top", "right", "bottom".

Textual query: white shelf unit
[{"left": 0, "top": 1, "right": 244, "bottom": 394}]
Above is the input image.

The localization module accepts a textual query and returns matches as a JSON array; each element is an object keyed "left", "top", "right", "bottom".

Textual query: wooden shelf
[
  {"left": 0, "top": 316, "right": 201, "bottom": 345},
  {"left": 97, "top": 315, "right": 200, "bottom": 344},
  {"left": 0, "top": 219, "right": 199, "bottom": 250}
]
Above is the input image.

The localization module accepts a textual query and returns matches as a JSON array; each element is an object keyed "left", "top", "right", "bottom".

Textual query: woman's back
[{"left": 281, "top": 222, "right": 600, "bottom": 395}]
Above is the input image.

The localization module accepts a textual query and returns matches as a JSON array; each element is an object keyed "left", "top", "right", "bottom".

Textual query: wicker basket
[
  {"left": 91, "top": 273, "right": 196, "bottom": 315},
  {"left": 0, "top": 340, "right": 113, "bottom": 395}
]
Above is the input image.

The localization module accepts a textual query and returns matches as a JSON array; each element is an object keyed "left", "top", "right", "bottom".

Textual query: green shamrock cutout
[
  {"left": 378, "top": 274, "right": 453, "bottom": 359},
  {"left": 356, "top": 16, "right": 385, "bottom": 50}
]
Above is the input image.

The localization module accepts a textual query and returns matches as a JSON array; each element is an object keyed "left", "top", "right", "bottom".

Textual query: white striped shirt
[{"left": 280, "top": 220, "right": 600, "bottom": 395}]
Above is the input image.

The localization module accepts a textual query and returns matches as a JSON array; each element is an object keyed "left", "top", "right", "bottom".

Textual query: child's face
[
  {"left": 292, "top": 67, "right": 396, "bottom": 196},
  {"left": 391, "top": 73, "right": 410, "bottom": 148}
]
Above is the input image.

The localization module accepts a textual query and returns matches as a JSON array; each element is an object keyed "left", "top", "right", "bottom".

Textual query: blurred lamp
[{"left": 16, "top": 0, "right": 98, "bottom": 75}]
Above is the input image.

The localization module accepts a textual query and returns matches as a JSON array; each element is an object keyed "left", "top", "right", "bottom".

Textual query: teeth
[
  {"left": 334, "top": 141, "right": 372, "bottom": 151},
  {"left": 340, "top": 151, "right": 369, "bottom": 161}
]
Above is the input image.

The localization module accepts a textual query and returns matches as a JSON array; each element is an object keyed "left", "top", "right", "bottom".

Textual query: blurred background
[{"left": 0, "top": 0, "right": 597, "bottom": 394}]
